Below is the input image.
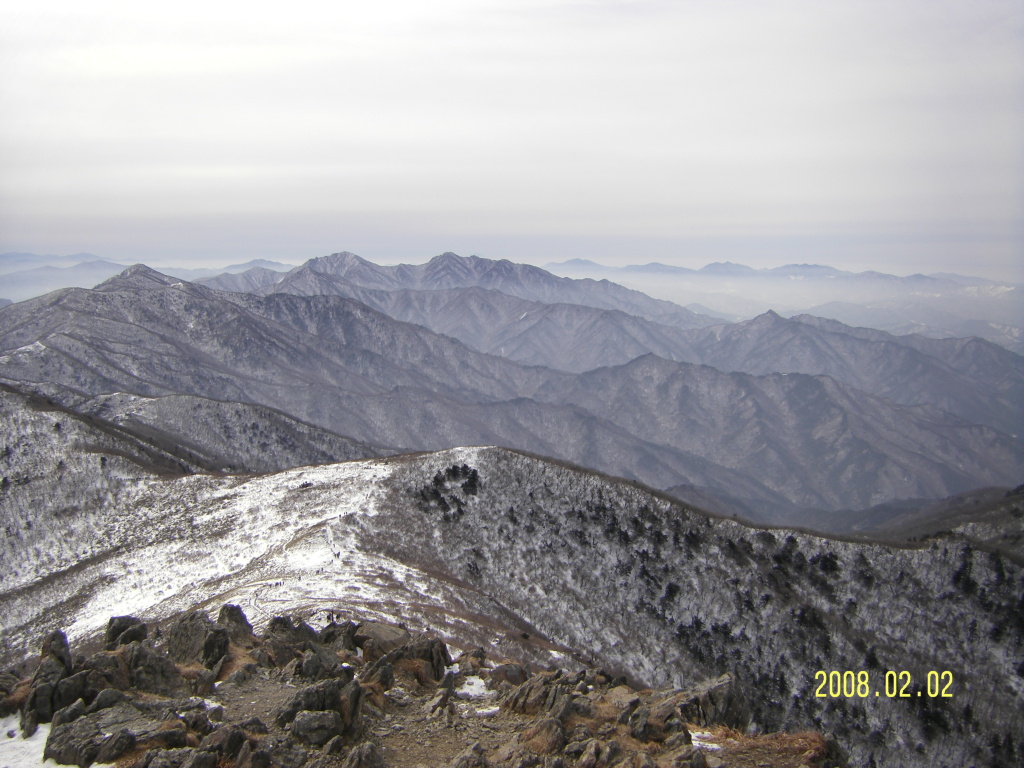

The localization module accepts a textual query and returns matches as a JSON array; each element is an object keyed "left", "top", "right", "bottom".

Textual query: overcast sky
[{"left": 1, "top": 0, "right": 1021, "bottom": 280}]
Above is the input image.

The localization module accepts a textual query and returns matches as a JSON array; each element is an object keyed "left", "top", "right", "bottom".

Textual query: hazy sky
[{"left": 1, "top": 0, "right": 1022, "bottom": 280}]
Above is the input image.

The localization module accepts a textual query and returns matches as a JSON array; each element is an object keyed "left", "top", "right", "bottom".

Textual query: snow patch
[
  {"left": 455, "top": 675, "right": 490, "bottom": 700},
  {"left": 690, "top": 730, "right": 722, "bottom": 751},
  {"left": 0, "top": 716, "right": 56, "bottom": 767}
]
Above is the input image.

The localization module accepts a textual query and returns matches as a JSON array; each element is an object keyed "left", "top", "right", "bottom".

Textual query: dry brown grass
[
  {"left": 0, "top": 679, "right": 31, "bottom": 714},
  {"left": 689, "top": 725, "right": 830, "bottom": 768},
  {"left": 216, "top": 642, "right": 257, "bottom": 681}
]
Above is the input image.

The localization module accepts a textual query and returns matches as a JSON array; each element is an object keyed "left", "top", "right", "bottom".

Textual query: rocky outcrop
[
  {"left": 166, "top": 611, "right": 229, "bottom": 669},
  {"left": 353, "top": 621, "right": 412, "bottom": 658},
  {"left": 276, "top": 677, "right": 364, "bottom": 744},
  {"left": 44, "top": 697, "right": 212, "bottom": 767},
  {"left": 19, "top": 630, "right": 73, "bottom": 735},
  {"left": 122, "top": 641, "right": 187, "bottom": 696},
  {"left": 104, "top": 616, "right": 148, "bottom": 650},
  {"left": 217, "top": 604, "right": 255, "bottom": 646},
  {"left": 6, "top": 605, "right": 846, "bottom": 768}
]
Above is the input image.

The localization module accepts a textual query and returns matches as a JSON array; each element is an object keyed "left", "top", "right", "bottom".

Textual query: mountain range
[
  {"left": 201, "top": 251, "right": 722, "bottom": 330},
  {"left": 1, "top": 258, "right": 1021, "bottom": 525},
  {"left": 0, "top": 254, "right": 295, "bottom": 303},
  {"left": 3, "top": 249, "right": 1024, "bottom": 768},
  {"left": 202, "top": 255, "right": 1024, "bottom": 438},
  {"left": 547, "top": 258, "right": 1024, "bottom": 354},
  {"left": 1, "top": 386, "right": 1021, "bottom": 768}
]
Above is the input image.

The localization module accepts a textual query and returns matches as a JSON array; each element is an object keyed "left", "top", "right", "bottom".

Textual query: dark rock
[
  {"left": 166, "top": 611, "right": 218, "bottom": 665},
  {"left": 575, "top": 740, "right": 601, "bottom": 768},
  {"left": 522, "top": 717, "right": 566, "bottom": 755},
  {"left": 116, "top": 622, "right": 149, "bottom": 648},
  {"left": 0, "top": 670, "right": 20, "bottom": 697},
  {"left": 387, "top": 638, "right": 451, "bottom": 684},
  {"left": 262, "top": 734, "right": 310, "bottom": 768},
  {"left": 342, "top": 741, "right": 386, "bottom": 768},
  {"left": 440, "top": 670, "right": 457, "bottom": 691},
  {"left": 506, "top": 756, "right": 541, "bottom": 768},
  {"left": 423, "top": 687, "right": 453, "bottom": 717},
  {"left": 568, "top": 724, "right": 592, "bottom": 743},
  {"left": 450, "top": 741, "right": 488, "bottom": 768},
  {"left": 236, "top": 741, "right": 273, "bottom": 768},
  {"left": 490, "top": 663, "right": 529, "bottom": 688},
  {"left": 251, "top": 647, "right": 275, "bottom": 668},
  {"left": 151, "top": 722, "right": 189, "bottom": 749},
  {"left": 664, "top": 745, "right": 706, "bottom": 768},
  {"left": 663, "top": 731, "right": 693, "bottom": 750},
  {"left": 570, "top": 695, "right": 595, "bottom": 719},
  {"left": 122, "top": 641, "right": 185, "bottom": 696},
  {"left": 358, "top": 658, "right": 393, "bottom": 689},
  {"left": 142, "top": 748, "right": 218, "bottom": 768},
  {"left": 262, "top": 635, "right": 302, "bottom": 668},
  {"left": 299, "top": 646, "right": 350, "bottom": 681},
  {"left": 267, "top": 616, "right": 319, "bottom": 650},
  {"left": 201, "top": 627, "right": 230, "bottom": 668},
  {"left": 628, "top": 705, "right": 651, "bottom": 741},
  {"left": 291, "top": 710, "right": 343, "bottom": 747},
  {"left": 226, "top": 663, "right": 259, "bottom": 685},
  {"left": 21, "top": 682, "right": 55, "bottom": 731},
  {"left": 320, "top": 621, "right": 358, "bottom": 652},
  {"left": 87, "top": 687, "right": 132, "bottom": 713},
  {"left": 39, "top": 630, "right": 74, "bottom": 677},
  {"left": 81, "top": 651, "right": 131, "bottom": 691},
  {"left": 198, "top": 723, "right": 246, "bottom": 756},
  {"left": 353, "top": 622, "right": 411, "bottom": 654},
  {"left": 564, "top": 737, "right": 591, "bottom": 758},
  {"left": 53, "top": 670, "right": 93, "bottom": 713},
  {"left": 217, "top": 604, "right": 255, "bottom": 644},
  {"left": 20, "top": 631, "right": 74, "bottom": 733},
  {"left": 105, "top": 616, "right": 148, "bottom": 650},
  {"left": 51, "top": 698, "right": 87, "bottom": 729},
  {"left": 276, "top": 677, "right": 363, "bottom": 740},
  {"left": 44, "top": 712, "right": 107, "bottom": 766},
  {"left": 239, "top": 715, "right": 269, "bottom": 734},
  {"left": 323, "top": 734, "right": 347, "bottom": 754},
  {"left": 456, "top": 648, "right": 487, "bottom": 672},
  {"left": 503, "top": 670, "right": 575, "bottom": 717},
  {"left": 180, "top": 709, "right": 214, "bottom": 736},
  {"left": 95, "top": 728, "right": 136, "bottom": 763},
  {"left": 597, "top": 739, "right": 623, "bottom": 768},
  {"left": 672, "top": 675, "right": 744, "bottom": 729}
]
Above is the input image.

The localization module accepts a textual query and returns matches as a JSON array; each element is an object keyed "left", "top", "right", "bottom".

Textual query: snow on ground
[
  {"left": 689, "top": 730, "right": 722, "bottom": 751},
  {"left": 2, "top": 446, "right": 521, "bottom": 666},
  {"left": 64, "top": 458, "right": 394, "bottom": 641},
  {"left": 0, "top": 716, "right": 54, "bottom": 768},
  {"left": 454, "top": 673, "right": 499, "bottom": 718},
  {"left": 1, "top": 456, "right": 400, "bottom": 658}
]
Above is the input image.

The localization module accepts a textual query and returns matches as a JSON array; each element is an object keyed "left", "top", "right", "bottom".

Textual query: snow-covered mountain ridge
[
  {"left": 2, "top": 398, "right": 1021, "bottom": 767},
  {"left": 2, "top": 267, "right": 1021, "bottom": 522}
]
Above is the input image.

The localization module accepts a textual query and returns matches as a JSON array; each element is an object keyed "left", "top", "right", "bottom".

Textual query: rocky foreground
[{"left": 0, "top": 606, "right": 847, "bottom": 768}]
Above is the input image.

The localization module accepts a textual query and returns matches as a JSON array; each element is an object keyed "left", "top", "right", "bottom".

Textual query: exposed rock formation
[{"left": 5, "top": 606, "right": 848, "bottom": 768}]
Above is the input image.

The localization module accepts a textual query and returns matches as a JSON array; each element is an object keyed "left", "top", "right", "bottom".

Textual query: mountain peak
[
  {"left": 95, "top": 264, "right": 182, "bottom": 291},
  {"left": 307, "top": 252, "right": 371, "bottom": 274},
  {"left": 747, "top": 309, "right": 787, "bottom": 326}
]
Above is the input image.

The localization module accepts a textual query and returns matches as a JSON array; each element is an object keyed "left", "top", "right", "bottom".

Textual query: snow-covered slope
[{"left": 2, "top": 422, "right": 1021, "bottom": 767}]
